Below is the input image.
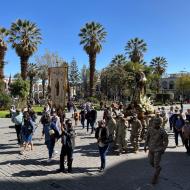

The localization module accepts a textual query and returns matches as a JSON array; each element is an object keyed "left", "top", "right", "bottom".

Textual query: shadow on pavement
[{"left": 0, "top": 152, "right": 189, "bottom": 190}]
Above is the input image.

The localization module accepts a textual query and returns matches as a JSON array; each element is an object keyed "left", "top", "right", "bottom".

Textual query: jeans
[
  {"left": 15, "top": 124, "right": 22, "bottom": 144},
  {"left": 174, "top": 129, "right": 184, "bottom": 146},
  {"left": 98, "top": 144, "right": 109, "bottom": 169},
  {"left": 46, "top": 138, "right": 55, "bottom": 159},
  {"left": 90, "top": 121, "right": 95, "bottom": 133}
]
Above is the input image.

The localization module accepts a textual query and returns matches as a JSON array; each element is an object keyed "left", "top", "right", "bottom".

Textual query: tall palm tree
[
  {"left": 125, "top": 37, "right": 147, "bottom": 63},
  {"left": 150, "top": 57, "right": 167, "bottom": 75},
  {"left": 9, "top": 19, "right": 42, "bottom": 80},
  {"left": 0, "top": 27, "right": 9, "bottom": 81},
  {"left": 111, "top": 54, "right": 127, "bottom": 66},
  {"left": 27, "top": 63, "right": 38, "bottom": 99},
  {"left": 150, "top": 56, "right": 168, "bottom": 93},
  {"left": 79, "top": 21, "right": 107, "bottom": 96}
]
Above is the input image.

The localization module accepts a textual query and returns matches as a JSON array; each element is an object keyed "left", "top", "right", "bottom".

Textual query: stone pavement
[{"left": 0, "top": 111, "right": 190, "bottom": 190}]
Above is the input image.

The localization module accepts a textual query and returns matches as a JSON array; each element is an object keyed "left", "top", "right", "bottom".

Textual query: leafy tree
[
  {"left": 0, "top": 27, "right": 9, "bottom": 81},
  {"left": 10, "top": 77, "right": 29, "bottom": 102},
  {"left": 150, "top": 56, "right": 168, "bottom": 93},
  {"left": 9, "top": 19, "right": 42, "bottom": 80},
  {"left": 27, "top": 63, "right": 38, "bottom": 99},
  {"left": 176, "top": 74, "right": 190, "bottom": 97},
  {"left": 69, "top": 58, "right": 80, "bottom": 95},
  {"left": 125, "top": 38, "right": 147, "bottom": 63},
  {"left": 79, "top": 21, "right": 107, "bottom": 96}
]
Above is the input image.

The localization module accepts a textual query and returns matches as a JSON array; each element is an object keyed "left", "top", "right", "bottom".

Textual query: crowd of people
[{"left": 9, "top": 102, "right": 190, "bottom": 184}]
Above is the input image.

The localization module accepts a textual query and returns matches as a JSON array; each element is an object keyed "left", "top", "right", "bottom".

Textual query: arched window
[{"left": 39, "top": 85, "right": 43, "bottom": 91}]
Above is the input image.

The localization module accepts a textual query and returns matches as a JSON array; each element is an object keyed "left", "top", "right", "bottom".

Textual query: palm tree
[
  {"left": 79, "top": 21, "right": 107, "bottom": 96},
  {"left": 125, "top": 38, "right": 147, "bottom": 63},
  {"left": 150, "top": 57, "right": 167, "bottom": 75},
  {"left": 27, "top": 63, "right": 38, "bottom": 99},
  {"left": 150, "top": 56, "right": 168, "bottom": 93},
  {"left": 9, "top": 19, "right": 42, "bottom": 80},
  {"left": 111, "top": 54, "right": 127, "bottom": 66},
  {"left": 0, "top": 27, "right": 9, "bottom": 81}
]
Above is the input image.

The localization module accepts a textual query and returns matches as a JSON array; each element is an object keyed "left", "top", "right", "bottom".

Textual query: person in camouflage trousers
[
  {"left": 144, "top": 117, "right": 168, "bottom": 185},
  {"left": 107, "top": 114, "right": 117, "bottom": 143},
  {"left": 130, "top": 113, "right": 142, "bottom": 153},
  {"left": 115, "top": 114, "right": 128, "bottom": 155}
]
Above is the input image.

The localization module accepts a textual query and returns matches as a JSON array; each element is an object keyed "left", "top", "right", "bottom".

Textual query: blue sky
[{"left": 1, "top": 0, "right": 190, "bottom": 77}]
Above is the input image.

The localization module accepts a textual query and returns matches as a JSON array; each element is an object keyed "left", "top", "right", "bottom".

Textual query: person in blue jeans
[
  {"left": 173, "top": 114, "right": 185, "bottom": 147},
  {"left": 95, "top": 120, "right": 109, "bottom": 172},
  {"left": 41, "top": 112, "right": 55, "bottom": 163}
]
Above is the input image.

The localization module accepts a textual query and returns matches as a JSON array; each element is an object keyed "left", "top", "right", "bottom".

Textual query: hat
[{"left": 154, "top": 118, "right": 162, "bottom": 126}]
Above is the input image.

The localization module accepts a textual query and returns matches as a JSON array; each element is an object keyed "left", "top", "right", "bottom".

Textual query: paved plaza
[{"left": 0, "top": 110, "right": 190, "bottom": 190}]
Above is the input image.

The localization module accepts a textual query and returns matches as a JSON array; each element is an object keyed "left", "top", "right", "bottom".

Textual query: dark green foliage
[
  {"left": 9, "top": 77, "right": 29, "bottom": 99},
  {"left": 0, "top": 93, "right": 11, "bottom": 109}
]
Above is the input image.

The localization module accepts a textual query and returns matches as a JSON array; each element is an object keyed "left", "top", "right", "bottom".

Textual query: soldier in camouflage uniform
[
  {"left": 115, "top": 114, "right": 128, "bottom": 155},
  {"left": 107, "top": 114, "right": 117, "bottom": 142},
  {"left": 130, "top": 113, "right": 142, "bottom": 153},
  {"left": 144, "top": 117, "right": 168, "bottom": 184}
]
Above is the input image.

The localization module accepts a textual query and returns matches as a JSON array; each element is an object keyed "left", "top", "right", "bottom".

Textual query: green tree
[
  {"left": 150, "top": 56, "right": 167, "bottom": 93},
  {"left": 79, "top": 21, "right": 107, "bottom": 96},
  {"left": 9, "top": 19, "right": 42, "bottom": 80},
  {"left": 176, "top": 74, "right": 190, "bottom": 98},
  {"left": 69, "top": 58, "right": 80, "bottom": 95},
  {"left": 10, "top": 77, "right": 29, "bottom": 107},
  {"left": 0, "top": 27, "right": 9, "bottom": 81},
  {"left": 27, "top": 63, "right": 38, "bottom": 99},
  {"left": 125, "top": 38, "right": 147, "bottom": 63}
]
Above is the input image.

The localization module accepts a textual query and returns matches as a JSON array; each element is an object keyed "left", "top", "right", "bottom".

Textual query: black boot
[{"left": 68, "top": 159, "right": 73, "bottom": 173}]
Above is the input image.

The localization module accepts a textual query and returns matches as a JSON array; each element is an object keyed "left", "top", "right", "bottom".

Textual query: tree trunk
[
  {"left": 29, "top": 76, "right": 33, "bottom": 99},
  {"left": 89, "top": 53, "right": 96, "bottom": 97},
  {"left": 42, "top": 79, "right": 46, "bottom": 99},
  {"left": 0, "top": 47, "right": 6, "bottom": 81},
  {"left": 20, "top": 56, "right": 29, "bottom": 80}
]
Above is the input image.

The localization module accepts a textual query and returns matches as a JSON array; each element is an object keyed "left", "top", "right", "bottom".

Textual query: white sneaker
[{"left": 47, "top": 158, "right": 52, "bottom": 163}]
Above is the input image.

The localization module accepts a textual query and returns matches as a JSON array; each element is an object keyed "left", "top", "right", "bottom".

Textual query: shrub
[{"left": 0, "top": 93, "right": 12, "bottom": 110}]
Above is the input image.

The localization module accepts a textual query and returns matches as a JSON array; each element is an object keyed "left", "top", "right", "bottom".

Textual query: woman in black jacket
[{"left": 95, "top": 120, "right": 109, "bottom": 172}]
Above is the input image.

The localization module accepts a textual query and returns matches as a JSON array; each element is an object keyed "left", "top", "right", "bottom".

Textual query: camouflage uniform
[
  {"left": 107, "top": 116, "right": 116, "bottom": 141},
  {"left": 115, "top": 116, "right": 128, "bottom": 154},
  {"left": 144, "top": 118, "right": 168, "bottom": 184},
  {"left": 130, "top": 118, "right": 142, "bottom": 152}
]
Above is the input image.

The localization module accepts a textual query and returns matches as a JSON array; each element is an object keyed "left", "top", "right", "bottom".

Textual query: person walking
[
  {"left": 80, "top": 109, "right": 86, "bottom": 129},
  {"left": 182, "top": 120, "right": 190, "bottom": 155},
  {"left": 115, "top": 114, "right": 128, "bottom": 155},
  {"left": 173, "top": 113, "right": 185, "bottom": 147},
  {"left": 21, "top": 112, "right": 35, "bottom": 154},
  {"left": 130, "top": 113, "right": 142, "bottom": 153},
  {"left": 95, "top": 120, "right": 109, "bottom": 172},
  {"left": 12, "top": 109, "right": 23, "bottom": 145},
  {"left": 168, "top": 106, "right": 174, "bottom": 130},
  {"left": 41, "top": 112, "right": 56, "bottom": 162},
  {"left": 89, "top": 107, "right": 97, "bottom": 134},
  {"left": 59, "top": 119, "right": 75, "bottom": 173},
  {"left": 144, "top": 118, "right": 168, "bottom": 184}
]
